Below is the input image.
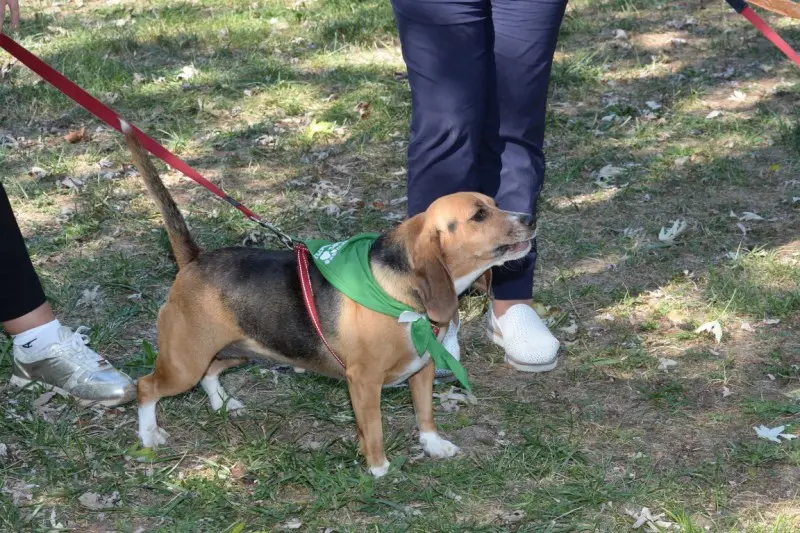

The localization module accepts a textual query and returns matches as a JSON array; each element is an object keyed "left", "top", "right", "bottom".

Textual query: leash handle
[{"left": 0, "top": 33, "right": 295, "bottom": 249}]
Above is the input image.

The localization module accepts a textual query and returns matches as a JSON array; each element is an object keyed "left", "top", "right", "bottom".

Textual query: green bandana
[{"left": 305, "top": 233, "right": 470, "bottom": 391}]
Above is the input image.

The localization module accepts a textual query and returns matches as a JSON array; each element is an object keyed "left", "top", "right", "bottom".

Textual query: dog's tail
[{"left": 121, "top": 120, "right": 200, "bottom": 268}]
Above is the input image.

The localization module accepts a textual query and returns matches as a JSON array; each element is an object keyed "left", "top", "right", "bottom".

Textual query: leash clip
[{"left": 253, "top": 217, "right": 296, "bottom": 250}]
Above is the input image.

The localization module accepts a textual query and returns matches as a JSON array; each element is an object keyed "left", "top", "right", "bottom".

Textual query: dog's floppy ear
[
  {"left": 408, "top": 219, "right": 458, "bottom": 324},
  {"left": 471, "top": 269, "right": 493, "bottom": 295}
]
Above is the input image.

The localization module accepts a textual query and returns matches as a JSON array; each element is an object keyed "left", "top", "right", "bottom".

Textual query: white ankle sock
[{"left": 12, "top": 319, "right": 62, "bottom": 355}]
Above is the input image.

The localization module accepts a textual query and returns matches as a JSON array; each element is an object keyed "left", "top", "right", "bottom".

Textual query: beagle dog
[{"left": 122, "top": 122, "right": 536, "bottom": 477}]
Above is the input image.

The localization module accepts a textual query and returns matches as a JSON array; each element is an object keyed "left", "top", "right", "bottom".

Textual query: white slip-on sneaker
[{"left": 488, "top": 304, "right": 559, "bottom": 372}]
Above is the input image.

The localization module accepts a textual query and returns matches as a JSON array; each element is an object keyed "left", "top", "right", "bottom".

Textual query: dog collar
[{"left": 299, "top": 234, "right": 470, "bottom": 391}]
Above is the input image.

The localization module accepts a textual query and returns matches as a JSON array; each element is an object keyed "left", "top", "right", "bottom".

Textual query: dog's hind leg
[
  {"left": 201, "top": 357, "right": 248, "bottom": 414},
  {"left": 137, "top": 298, "right": 241, "bottom": 448}
]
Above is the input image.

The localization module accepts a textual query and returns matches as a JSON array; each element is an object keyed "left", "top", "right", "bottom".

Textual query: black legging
[{"left": 0, "top": 184, "right": 47, "bottom": 322}]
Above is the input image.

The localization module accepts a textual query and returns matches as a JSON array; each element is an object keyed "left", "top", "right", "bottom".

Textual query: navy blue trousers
[{"left": 392, "top": 0, "right": 566, "bottom": 300}]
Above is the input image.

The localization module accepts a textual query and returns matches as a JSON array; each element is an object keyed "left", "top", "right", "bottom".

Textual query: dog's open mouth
[{"left": 495, "top": 240, "right": 530, "bottom": 257}]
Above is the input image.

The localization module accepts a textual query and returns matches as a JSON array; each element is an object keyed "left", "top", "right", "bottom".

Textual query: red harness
[
  {"left": 295, "top": 243, "right": 346, "bottom": 369},
  {"left": 295, "top": 243, "right": 440, "bottom": 370}
]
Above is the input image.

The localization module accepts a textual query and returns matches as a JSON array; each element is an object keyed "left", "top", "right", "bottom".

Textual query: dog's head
[{"left": 374, "top": 192, "right": 536, "bottom": 324}]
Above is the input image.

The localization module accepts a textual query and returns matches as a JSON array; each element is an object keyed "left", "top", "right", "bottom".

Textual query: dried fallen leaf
[
  {"left": 762, "top": 318, "right": 781, "bottom": 326},
  {"left": 658, "top": 358, "right": 678, "bottom": 371},
  {"left": 77, "top": 285, "right": 102, "bottom": 308},
  {"left": 33, "top": 391, "right": 57, "bottom": 408},
  {"left": 645, "top": 100, "right": 661, "bottom": 110},
  {"left": 230, "top": 462, "right": 247, "bottom": 479},
  {"left": 2, "top": 480, "right": 37, "bottom": 506},
  {"left": 177, "top": 65, "right": 199, "bottom": 80},
  {"left": 0, "top": 133, "right": 19, "bottom": 147},
  {"left": 56, "top": 207, "right": 74, "bottom": 224},
  {"left": 60, "top": 177, "right": 85, "bottom": 190},
  {"left": 754, "top": 425, "right": 797, "bottom": 443},
  {"left": 355, "top": 101, "right": 371, "bottom": 120},
  {"left": 695, "top": 320, "right": 723, "bottom": 343},
  {"left": 730, "top": 89, "right": 747, "bottom": 101},
  {"left": 64, "top": 127, "right": 86, "bottom": 144},
  {"left": 78, "top": 491, "right": 121, "bottom": 510},
  {"left": 29, "top": 166, "right": 48, "bottom": 178},
  {"left": 783, "top": 389, "right": 800, "bottom": 400},
  {"left": 559, "top": 320, "right": 578, "bottom": 336},
  {"left": 596, "top": 164, "right": 625, "bottom": 179},
  {"left": 722, "top": 386, "right": 732, "bottom": 398},
  {"left": 625, "top": 507, "right": 680, "bottom": 530},
  {"left": 283, "top": 518, "right": 303, "bottom": 530},
  {"left": 658, "top": 219, "right": 688, "bottom": 244},
  {"left": 706, "top": 110, "right": 723, "bottom": 119},
  {"left": 613, "top": 29, "right": 628, "bottom": 40},
  {"left": 740, "top": 322, "right": 754, "bottom": 332},
  {"left": 739, "top": 211, "right": 764, "bottom": 221},
  {"left": 433, "top": 386, "right": 477, "bottom": 412},
  {"left": 736, "top": 223, "right": 747, "bottom": 235},
  {"left": 499, "top": 510, "right": 526, "bottom": 523},
  {"left": 674, "top": 156, "right": 689, "bottom": 168}
]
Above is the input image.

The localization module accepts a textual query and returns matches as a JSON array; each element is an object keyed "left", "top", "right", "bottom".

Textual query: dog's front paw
[
  {"left": 369, "top": 460, "right": 390, "bottom": 478},
  {"left": 420, "top": 432, "right": 459, "bottom": 459},
  {"left": 140, "top": 425, "right": 168, "bottom": 448}
]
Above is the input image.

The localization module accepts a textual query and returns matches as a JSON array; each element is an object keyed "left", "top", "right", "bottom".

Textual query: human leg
[
  {"left": 1, "top": 184, "right": 135, "bottom": 405},
  {"left": 480, "top": 0, "right": 567, "bottom": 371},
  {"left": 391, "top": 0, "right": 490, "bottom": 217}
]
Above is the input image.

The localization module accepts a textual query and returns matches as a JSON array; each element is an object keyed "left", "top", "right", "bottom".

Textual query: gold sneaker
[{"left": 11, "top": 326, "right": 136, "bottom": 407}]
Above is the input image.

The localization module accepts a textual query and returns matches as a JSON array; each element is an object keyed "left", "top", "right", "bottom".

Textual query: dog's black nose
[{"left": 519, "top": 214, "right": 535, "bottom": 227}]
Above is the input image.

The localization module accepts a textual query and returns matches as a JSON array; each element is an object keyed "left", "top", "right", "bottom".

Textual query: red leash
[
  {"left": 0, "top": 33, "right": 295, "bottom": 248},
  {"left": 725, "top": 0, "right": 800, "bottom": 66},
  {"left": 295, "top": 243, "right": 346, "bottom": 368}
]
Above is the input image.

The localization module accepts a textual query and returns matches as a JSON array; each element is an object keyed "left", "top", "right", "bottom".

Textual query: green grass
[
  {"left": 707, "top": 250, "right": 800, "bottom": 318},
  {"left": 1, "top": 0, "right": 799, "bottom": 530}
]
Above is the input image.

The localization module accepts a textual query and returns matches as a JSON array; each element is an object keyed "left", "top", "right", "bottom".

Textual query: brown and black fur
[{"left": 122, "top": 120, "right": 535, "bottom": 475}]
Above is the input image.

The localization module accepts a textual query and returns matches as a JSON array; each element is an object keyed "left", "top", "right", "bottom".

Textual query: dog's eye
[{"left": 471, "top": 207, "right": 488, "bottom": 222}]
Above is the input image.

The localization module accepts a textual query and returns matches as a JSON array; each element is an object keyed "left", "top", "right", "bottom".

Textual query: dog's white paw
[
  {"left": 140, "top": 425, "right": 168, "bottom": 448},
  {"left": 138, "top": 403, "right": 167, "bottom": 448},
  {"left": 202, "top": 376, "right": 245, "bottom": 415},
  {"left": 369, "top": 460, "right": 390, "bottom": 478},
  {"left": 224, "top": 398, "right": 246, "bottom": 415},
  {"left": 420, "top": 432, "right": 459, "bottom": 459}
]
